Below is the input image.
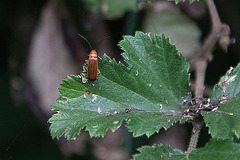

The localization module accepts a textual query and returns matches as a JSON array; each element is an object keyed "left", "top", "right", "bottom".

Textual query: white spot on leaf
[
  {"left": 160, "top": 104, "right": 163, "bottom": 109},
  {"left": 72, "top": 137, "right": 77, "bottom": 140},
  {"left": 222, "top": 75, "right": 237, "bottom": 93},
  {"left": 92, "top": 94, "right": 97, "bottom": 102},
  {"left": 98, "top": 107, "right": 101, "bottom": 113},
  {"left": 227, "top": 66, "right": 234, "bottom": 74},
  {"left": 113, "top": 121, "right": 119, "bottom": 124},
  {"left": 81, "top": 74, "right": 87, "bottom": 83},
  {"left": 136, "top": 70, "right": 139, "bottom": 76}
]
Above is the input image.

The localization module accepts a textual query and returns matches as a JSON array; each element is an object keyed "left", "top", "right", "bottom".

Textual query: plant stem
[
  {"left": 185, "top": 116, "right": 204, "bottom": 158},
  {"left": 207, "top": 0, "right": 222, "bottom": 33},
  {"left": 193, "top": 0, "right": 221, "bottom": 98},
  {"left": 195, "top": 59, "right": 207, "bottom": 98},
  {"left": 187, "top": 0, "right": 231, "bottom": 156}
]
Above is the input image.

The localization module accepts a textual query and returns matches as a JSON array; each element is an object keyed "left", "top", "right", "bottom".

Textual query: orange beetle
[
  {"left": 78, "top": 33, "right": 100, "bottom": 83},
  {"left": 85, "top": 50, "right": 100, "bottom": 83}
]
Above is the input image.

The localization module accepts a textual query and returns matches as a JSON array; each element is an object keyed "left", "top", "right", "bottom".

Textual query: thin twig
[
  {"left": 187, "top": 0, "right": 231, "bottom": 155},
  {"left": 195, "top": 59, "right": 207, "bottom": 98},
  {"left": 194, "top": 0, "right": 223, "bottom": 98},
  {"left": 207, "top": 0, "right": 222, "bottom": 33},
  {"left": 185, "top": 116, "right": 204, "bottom": 159}
]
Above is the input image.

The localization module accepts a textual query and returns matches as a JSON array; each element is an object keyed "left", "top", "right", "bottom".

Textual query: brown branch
[
  {"left": 186, "top": 116, "right": 204, "bottom": 159},
  {"left": 187, "top": 0, "right": 231, "bottom": 155},
  {"left": 206, "top": 0, "right": 231, "bottom": 52},
  {"left": 194, "top": 0, "right": 231, "bottom": 98},
  {"left": 207, "top": 0, "right": 222, "bottom": 32}
]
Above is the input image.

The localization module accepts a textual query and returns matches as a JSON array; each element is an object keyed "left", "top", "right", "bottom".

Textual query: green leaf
[
  {"left": 48, "top": 31, "right": 191, "bottom": 140},
  {"left": 118, "top": 32, "right": 191, "bottom": 110},
  {"left": 189, "top": 139, "right": 240, "bottom": 160},
  {"left": 203, "top": 63, "right": 240, "bottom": 139},
  {"left": 133, "top": 144, "right": 186, "bottom": 160},
  {"left": 202, "top": 94, "right": 240, "bottom": 139},
  {"left": 82, "top": 0, "right": 136, "bottom": 19},
  {"left": 169, "top": 0, "right": 199, "bottom": 4},
  {"left": 211, "top": 64, "right": 240, "bottom": 101},
  {"left": 133, "top": 139, "right": 240, "bottom": 160}
]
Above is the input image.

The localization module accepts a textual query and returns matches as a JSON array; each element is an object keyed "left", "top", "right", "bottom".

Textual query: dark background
[{"left": 1, "top": 0, "right": 240, "bottom": 159}]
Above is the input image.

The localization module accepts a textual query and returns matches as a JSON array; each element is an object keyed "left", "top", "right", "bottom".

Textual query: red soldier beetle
[
  {"left": 85, "top": 50, "right": 101, "bottom": 83},
  {"left": 78, "top": 34, "right": 101, "bottom": 83}
]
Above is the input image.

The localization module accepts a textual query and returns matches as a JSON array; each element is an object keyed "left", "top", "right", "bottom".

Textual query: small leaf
[
  {"left": 48, "top": 31, "right": 191, "bottom": 140},
  {"left": 133, "top": 144, "right": 186, "bottom": 160},
  {"left": 203, "top": 63, "right": 240, "bottom": 139},
  {"left": 189, "top": 139, "right": 240, "bottom": 160},
  {"left": 133, "top": 139, "right": 240, "bottom": 160},
  {"left": 202, "top": 94, "right": 240, "bottom": 139},
  {"left": 211, "top": 64, "right": 240, "bottom": 101}
]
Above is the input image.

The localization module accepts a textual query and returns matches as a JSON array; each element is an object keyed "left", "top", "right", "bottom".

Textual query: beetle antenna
[
  {"left": 96, "top": 35, "right": 110, "bottom": 50},
  {"left": 77, "top": 33, "right": 93, "bottom": 50}
]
